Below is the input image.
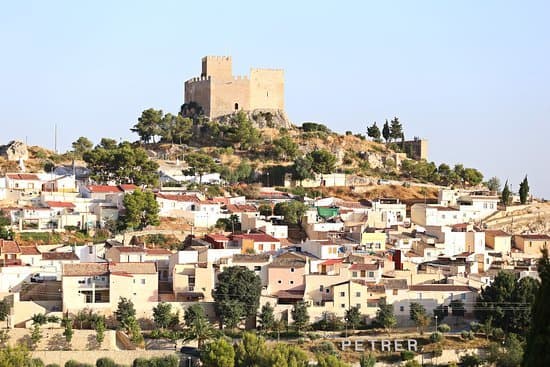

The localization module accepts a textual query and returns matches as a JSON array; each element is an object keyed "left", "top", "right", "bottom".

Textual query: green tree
[
  {"left": 345, "top": 306, "right": 361, "bottom": 332},
  {"left": 184, "top": 304, "right": 206, "bottom": 326},
  {"left": 258, "top": 203, "right": 273, "bottom": 218},
  {"left": 292, "top": 156, "right": 314, "bottom": 184},
  {"left": 92, "top": 316, "right": 105, "bottom": 346},
  {"left": 159, "top": 113, "right": 193, "bottom": 144},
  {"left": 182, "top": 314, "right": 217, "bottom": 349},
  {"left": 462, "top": 167, "right": 484, "bottom": 186},
  {"left": 0, "top": 299, "right": 9, "bottom": 321},
  {"left": 127, "top": 317, "right": 143, "bottom": 345},
  {"left": 485, "top": 176, "right": 501, "bottom": 192},
  {"left": 366, "top": 122, "right": 381, "bottom": 142},
  {"left": 184, "top": 152, "right": 219, "bottom": 184},
  {"left": 437, "top": 163, "right": 452, "bottom": 185},
  {"left": 152, "top": 302, "right": 178, "bottom": 331},
  {"left": 83, "top": 141, "right": 159, "bottom": 186},
  {"left": 502, "top": 180, "right": 512, "bottom": 206},
  {"left": 0, "top": 211, "right": 12, "bottom": 240},
  {"left": 459, "top": 353, "right": 483, "bottom": 367},
  {"left": 389, "top": 117, "right": 403, "bottom": 141},
  {"left": 359, "top": 353, "right": 376, "bottom": 367},
  {"left": 475, "top": 271, "right": 538, "bottom": 335},
  {"left": 450, "top": 299, "right": 465, "bottom": 324},
  {"left": 0, "top": 345, "right": 45, "bottom": 367},
  {"left": 272, "top": 135, "right": 299, "bottom": 161},
  {"left": 227, "top": 112, "right": 262, "bottom": 149},
  {"left": 291, "top": 301, "right": 309, "bottom": 333},
  {"left": 212, "top": 266, "right": 262, "bottom": 329},
  {"left": 409, "top": 302, "right": 430, "bottom": 335},
  {"left": 273, "top": 201, "right": 308, "bottom": 225},
  {"left": 487, "top": 333, "right": 523, "bottom": 367},
  {"left": 382, "top": 120, "right": 391, "bottom": 143},
  {"left": 234, "top": 332, "right": 266, "bottom": 367},
  {"left": 307, "top": 149, "right": 336, "bottom": 174},
  {"left": 71, "top": 137, "right": 93, "bottom": 158},
  {"left": 200, "top": 338, "right": 235, "bottom": 367},
  {"left": 258, "top": 302, "right": 275, "bottom": 333},
  {"left": 62, "top": 317, "right": 73, "bottom": 346},
  {"left": 114, "top": 297, "right": 136, "bottom": 332},
  {"left": 131, "top": 108, "right": 163, "bottom": 143},
  {"left": 265, "top": 343, "right": 309, "bottom": 367},
  {"left": 120, "top": 189, "right": 160, "bottom": 230},
  {"left": 316, "top": 354, "right": 350, "bottom": 367},
  {"left": 30, "top": 324, "right": 42, "bottom": 350},
  {"left": 519, "top": 175, "right": 530, "bottom": 204},
  {"left": 375, "top": 298, "right": 396, "bottom": 336},
  {"left": 524, "top": 248, "right": 550, "bottom": 367}
]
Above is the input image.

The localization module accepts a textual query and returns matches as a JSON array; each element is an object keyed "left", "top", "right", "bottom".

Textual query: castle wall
[
  {"left": 210, "top": 76, "right": 250, "bottom": 117},
  {"left": 184, "top": 77, "right": 212, "bottom": 116},
  {"left": 249, "top": 68, "right": 285, "bottom": 111}
]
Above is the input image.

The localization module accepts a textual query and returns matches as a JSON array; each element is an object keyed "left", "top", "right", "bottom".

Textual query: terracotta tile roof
[
  {"left": 276, "top": 289, "right": 304, "bottom": 299},
  {"left": 45, "top": 201, "right": 75, "bottom": 208},
  {"left": 146, "top": 248, "right": 173, "bottom": 255},
  {"left": 226, "top": 204, "right": 257, "bottom": 213},
  {"left": 409, "top": 284, "right": 478, "bottom": 292},
  {"left": 86, "top": 185, "right": 122, "bottom": 193},
  {"left": 20, "top": 246, "right": 41, "bottom": 255},
  {"left": 485, "top": 230, "right": 510, "bottom": 237},
  {"left": 115, "top": 246, "right": 146, "bottom": 253},
  {"left": 205, "top": 234, "right": 230, "bottom": 242},
  {"left": 232, "top": 254, "right": 270, "bottom": 263},
  {"left": 233, "top": 233, "right": 280, "bottom": 243},
  {"left": 7, "top": 173, "right": 40, "bottom": 180},
  {"left": 156, "top": 193, "right": 200, "bottom": 202},
  {"left": 64, "top": 263, "right": 109, "bottom": 276},
  {"left": 516, "top": 234, "right": 550, "bottom": 240},
  {"left": 108, "top": 262, "right": 157, "bottom": 274},
  {"left": 119, "top": 184, "right": 138, "bottom": 192},
  {"left": 0, "top": 240, "right": 20, "bottom": 254},
  {"left": 350, "top": 263, "right": 380, "bottom": 271},
  {"left": 42, "top": 252, "right": 79, "bottom": 261},
  {"left": 319, "top": 259, "right": 344, "bottom": 266}
]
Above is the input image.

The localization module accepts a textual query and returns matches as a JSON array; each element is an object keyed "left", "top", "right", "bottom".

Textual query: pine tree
[
  {"left": 366, "top": 122, "right": 381, "bottom": 142},
  {"left": 524, "top": 248, "right": 550, "bottom": 367},
  {"left": 519, "top": 175, "right": 530, "bottom": 204},
  {"left": 501, "top": 180, "right": 511, "bottom": 206},
  {"left": 382, "top": 120, "right": 391, "bottom": 143},
  {"left": 389, "top": 117, "right": 403, "bottom": 141}
]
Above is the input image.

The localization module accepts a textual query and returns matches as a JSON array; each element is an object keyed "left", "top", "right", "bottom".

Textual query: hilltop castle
[{"left": 184, "top": 56, "right": 285, "bottom": 119}]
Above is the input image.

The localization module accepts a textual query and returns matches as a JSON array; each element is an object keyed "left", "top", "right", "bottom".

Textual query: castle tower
[{"left": 201, "top": 56, "right": 232, "bottom": 80}]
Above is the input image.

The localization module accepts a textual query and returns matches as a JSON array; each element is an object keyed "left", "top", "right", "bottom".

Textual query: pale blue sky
[{"left": 1, "top": 1, "right": 548, "bottom": 197}]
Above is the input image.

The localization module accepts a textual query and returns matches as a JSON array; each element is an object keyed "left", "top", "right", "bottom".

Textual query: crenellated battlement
[
  {"left": 202, "top": 55, "right": 232, "bottom": 62},
  {"left": 185, "top": 76, "right": 212, "bottom": 83},
  {"left": 250, "top": 67, "right": 284, "bottom": 72}
]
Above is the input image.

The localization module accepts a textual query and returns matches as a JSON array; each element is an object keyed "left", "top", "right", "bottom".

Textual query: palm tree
[{"left": 182, "top": 316, "right": 217, "bottom": 349}]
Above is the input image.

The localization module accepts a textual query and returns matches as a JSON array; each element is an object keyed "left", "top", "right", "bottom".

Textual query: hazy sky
[{"left": 1, "top": 1, "right": 548, "bottom": 197}]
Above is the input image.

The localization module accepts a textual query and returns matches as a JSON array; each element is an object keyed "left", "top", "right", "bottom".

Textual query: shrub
[
  {"left": 65, "top": 361, "right": 94, "bottom": 367},
  {"left": 461, "top": 330, "right": 475, "bottom": 340},
  {"left": 400, "top": 350, "right": 416, "bottom": 361},
  {"left": 492, "top": 327, "right": 505, "bottom": 340},
  {"left": 311, "top": 341, "right": 338, "bottom": 355},
  {"left": 46, "top": 364, "right": 62, "bottom": 367},
  {"left": 307, "top": 332, "right": 321, "bottom": 340},
  {"left": 430, "top": 332, "right": 444, "bottom": 343},
  {"left": 96, "top": 358, "right": 117, "bottom": 367},
  {"left": 438, "top": 324, "right": 451, "bottom": 333},
  {"left": 470, "top": 321, "right": 481, "bottom": 332}
]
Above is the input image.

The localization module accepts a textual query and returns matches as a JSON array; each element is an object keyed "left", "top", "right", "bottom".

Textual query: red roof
[
  {"left": 233, "top": 233, "right": 280, "bottom": 243},
  {"left": 20, "top": 246, "right": 41, "bottom": 255},
  {"left": 320, "top": 259, "right": 344, "bottom": 266},
  {"left": 156, "top": 193, "right": 200, "bottom": 202},
  {"left": 146, "top": 248, "right": 173, "bottom": 255},
  {"left": 517, "top": 234, "right": 550, "bottom": 240},
  {"left": 205, "top": 234, "right": 230, "bottom": 242},
  {"left": 115, "top": 246, "right": 146, "bottom": 253},
  {"left": 119, "top": 184, "right": 138, "bottom": 192},
  {"left": 0, "top": 240, "right": 21, "bottom": 254},
  {"left": 86, "top": 185, "right": 123, "bottom": 193},
  {"left": 7, "top": 173, "right": 40, "bottom": 180},
  {"left": 45, "top": 201, "right": 75, "bottom": 208}
]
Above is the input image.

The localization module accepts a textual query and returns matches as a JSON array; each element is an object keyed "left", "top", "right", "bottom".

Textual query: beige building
[
  {"left": 184, "top": 56, "right": 284, "bottom": 119},
  {"left": 62, "top": 262, "right": 158, "bottom": 316},
  {"left": 514, "top": 234, "right": 550, "bottom": 256},
  {"left": 485, "top": 230, "right": 512, "bottom": 254}
]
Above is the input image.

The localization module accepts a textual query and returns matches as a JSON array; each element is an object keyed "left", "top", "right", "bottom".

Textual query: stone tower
[{"left": 184, "top": 56, "right": 285, "bottom": 119}]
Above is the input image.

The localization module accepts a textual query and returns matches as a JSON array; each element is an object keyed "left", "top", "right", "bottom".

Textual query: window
[
  {"left": 234, "top": 103, "right": 239, "bottom": 110},
  {"left": 254, "top": 266, "right": 261, "bottom": 271},
  {"left": 356, "top": 304, "right": 361, "bottom": 309},
  {"left": 368, "top": 271, "right": 374, "bottom": 278},
  {"left": 290, "top": 268, "right": 295, "bottom": 272},
  {"left": 289, "top": 280, "right": 294, "bottom": 285},
  {"left": 417, "top": 292, "right": 422, "bottom": 300},
  {"left": 393, "top": 289, "right": 398, "bottom": 296},
  {"left": 319, "top": 285, "right": 324, "bottom": 292},
  {"left": 355, "top": 292, "right": 361, "bottom": 297},
  {"left": 277, "top": 280, "right": 282, "bottom": 284},
  {"left": 400, "top": 306, "right": 404, "bottom": 312},
  {"left": 326, "top": 289, "right": 330, "bottom": 293},
  {"left": 341, "top": 304, "right": 346, "bottom": 308},
  {"left": 258, "top": 244, "right": 264, "bottom": 251},
  {"left": 340, "top": 292, "right": 345, "bottom": 297},
  {"left": 352, "top": 272, "right": 358, "bottom": 277},
  {"left": 88, "top": 246, "right": 93, "bottom": 254},
  {"left": 141, "top": 279, "right": 146, "bottom": 285},
  {"left": 461, "top": 293, "right": 466, "bottom": 300}
]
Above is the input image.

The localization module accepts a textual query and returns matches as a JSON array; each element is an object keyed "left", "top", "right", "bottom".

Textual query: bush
[
  {"left": 132, "top": 355, "right": 179, "bottom": 367},
  {"left": 430, "top": 332, "right": 444, "bottom": 343},
  {"left": 461, "top": 330, "right": 475, "bottom": 340},
  {"left": 400, "top": 350, "right": 416, "bottom": 361},
  {"left": 96, "top": 358, "right": 117, "bottom": 367},
  {"left": 438, "top": 324, "right": 451, "bottom": 333},
  {"left": 46, "top": 364, "right": 62, "bottom": 367},
  {"left": 492, "top": 327, "right": 505, "bottom": 340},
  {"left": 311, "top": 341, "right": 338, "bottom": 355},
  {"left": 470, "top": 321, "right": 481, "bottom": 332},
  {"left": 65, "top": 361, "right": 94, "bottom": 367},
  {"left": 307, "top": 332, "right": 321, "bottom": 340}
]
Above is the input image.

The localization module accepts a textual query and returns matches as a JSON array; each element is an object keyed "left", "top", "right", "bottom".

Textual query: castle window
[{"left": 234, "top": 103, "right": 239, "bottom": 110}]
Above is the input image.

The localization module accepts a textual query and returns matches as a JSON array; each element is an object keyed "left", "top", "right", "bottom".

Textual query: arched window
[{"left": 234, "top": 103, "right": 239, "bottom": 110}]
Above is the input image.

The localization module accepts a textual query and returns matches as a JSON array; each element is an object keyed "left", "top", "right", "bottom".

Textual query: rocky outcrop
[
  {"left": 0, "top": 140, "right": 28, "bottom": 161},
  {"left": 215, "top": 109, "right": 293, "bottom": 129}
]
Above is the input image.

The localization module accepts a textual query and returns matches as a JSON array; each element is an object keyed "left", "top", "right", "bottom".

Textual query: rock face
[
  {"left": 0, "top": 141, "right": 28, "bottom": 161},
  {"left": 216, "top": 109, "right": 293, "bottom": 129}
]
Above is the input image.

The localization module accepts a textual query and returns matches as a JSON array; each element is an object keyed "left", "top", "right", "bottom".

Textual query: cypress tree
[
  {"left": 501, "top": 180, "right": 511, "bottom": 206},
  {"left": 519, "top": 175, "right": 530, "bottom": 204}
]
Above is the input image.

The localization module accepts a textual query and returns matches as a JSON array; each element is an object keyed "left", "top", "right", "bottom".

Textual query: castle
[{"left": 184, "top": 56, "right": 285, "bottom": 119}]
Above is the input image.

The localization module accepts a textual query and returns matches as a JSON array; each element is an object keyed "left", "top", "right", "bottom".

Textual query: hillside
[{"left": 483, "top": 202, "right": 550, "bottom": 235}]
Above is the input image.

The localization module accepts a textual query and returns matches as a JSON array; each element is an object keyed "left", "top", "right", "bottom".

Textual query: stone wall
[{"left": 32, "top": 350, "right": 178, "bottom": 366}]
